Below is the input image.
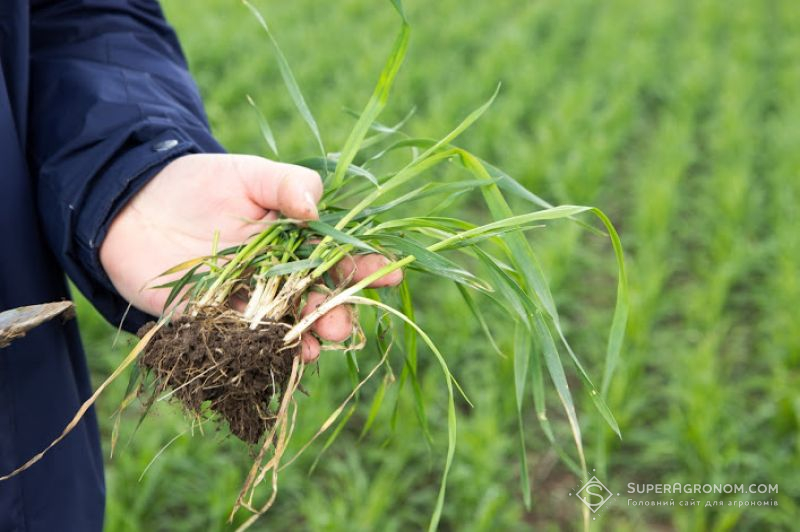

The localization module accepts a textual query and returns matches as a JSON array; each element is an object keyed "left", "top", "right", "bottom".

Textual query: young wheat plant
[{"left": 0, "top": 1, "right": 628, "bottom": 530}]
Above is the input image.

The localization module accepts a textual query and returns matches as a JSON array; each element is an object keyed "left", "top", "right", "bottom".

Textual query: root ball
[{"left": 137, "top": 310, "right": 299, "bottom": 444}]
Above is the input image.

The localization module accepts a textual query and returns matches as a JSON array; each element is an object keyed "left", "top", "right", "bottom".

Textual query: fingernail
[{"left": 304, "top": 191, "right": 319, "bottom": 218}]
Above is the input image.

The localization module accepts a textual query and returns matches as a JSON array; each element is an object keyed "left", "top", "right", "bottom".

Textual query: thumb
[{"left": 237, "top": 155, "right": 323, "bottom": 220}]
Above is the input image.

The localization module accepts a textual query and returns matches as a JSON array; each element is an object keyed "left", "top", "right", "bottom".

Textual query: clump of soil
[{"left": 137, "top": 309, "right": 299, "bottom": 444}]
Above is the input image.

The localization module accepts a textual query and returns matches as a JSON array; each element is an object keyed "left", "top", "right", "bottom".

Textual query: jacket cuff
[{"left": 70, "top": 127, "right": 225, "bottom": 332}]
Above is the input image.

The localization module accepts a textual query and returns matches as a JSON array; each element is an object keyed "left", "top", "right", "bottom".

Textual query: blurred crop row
[{"left": 75, "top": 0, "right": 800, "bottom": 529}]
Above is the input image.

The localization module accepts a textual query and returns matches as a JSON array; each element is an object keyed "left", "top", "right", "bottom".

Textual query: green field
[{"left": 76, "top": 0, "right": 800, "bottom": 530}]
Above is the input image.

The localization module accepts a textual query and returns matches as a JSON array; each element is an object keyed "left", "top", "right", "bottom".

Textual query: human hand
[{"left": 99, "top": 153, "right": 402, "bottom": 362}]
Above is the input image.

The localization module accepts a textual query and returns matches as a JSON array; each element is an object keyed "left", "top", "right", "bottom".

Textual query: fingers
[
  {"left": 228, "top": 290, "right": 248, "bottom": 313},
  {"left": 301, "top": 291, "right": 352, "bottom": 343},
  {"left": 334, "top": 254, "right": 404, "bottom": 288},
  {"left": 229, "top": 288, "right": 353, "bottom": 364},
  {"left": 300, "top": 333, "right": 321, "bottom": 364},
  {"left": 226, "top": 292, "right": 325, "bottom": 364},
  {"left": 237, "top": 155, "right": 323, "bottom": 220}
]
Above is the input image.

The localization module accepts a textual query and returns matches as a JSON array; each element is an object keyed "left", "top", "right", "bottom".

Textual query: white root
[{"left": 231, "top": 356, "right": 304, "bottom": 531}]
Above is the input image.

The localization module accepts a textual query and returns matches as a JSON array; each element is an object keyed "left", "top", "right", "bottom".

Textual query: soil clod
[{"left": 137, "top": 310, "right": 298, "bottom": 444}]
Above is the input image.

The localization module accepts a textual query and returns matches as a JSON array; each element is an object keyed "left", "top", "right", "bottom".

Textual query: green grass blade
[
  {"left": 367, "top": 234, "right": 491, "bottom": 292},
  {"left": 356, "top": 180, "right": 501, "bottom": 218},
  {"left": 530, "top": 332, "right": 554, "bottom": 441},
  {"left": 298, "top": 157, "right": 379, "bottom": 189},
  {"left": 333, "top": 86, "right": 501, "bottom": 228},
  {"left": 461, "top": 156, "right": 627, "bottom": 414},
  {"left": 110, "top": 364, "right": 142, "bottom": 458},
  {"left": 439, "top": 201, "right": 625, "bottom": 435},
  {"left": 514, "top": 321, "right": 530, "bottom": 421},
  {"left": 308, "top": 404, "right": 357, "bottom": 475},
  {"left": 413, "top": 84, "right": 500, "bottom": 165},
  {"left": 459, "top": 151, "right": 624, "bottom": 438},
  {"left": 427, "top": 205, "right": 590, "bottom": 253},
  {"left": 345, "top": 296, "right": 456, "bottom": 532},
  {"left": 369, "top": 216, "right": 468, "bottom": 234},
  {"left": 396, "top": 280, "right": 432, "bottom": 442},
  {"left": 352, "top": 105, "right": 416, "bottom": 153},
  {"left": 122, "top": 363, "right": 141, "bottom": 399},
  {"left": 306, "top": 220, "right": 378, "bottom": 253},
  {"left": 328, "top": 15, "right": 409, "bottom": 190},
  {"left": 472, "top": 248, "right": 531, "bottom": 324},
  {"left": 529, "top": 208, "right": 627, "bottom": 434},
  {"left": 162, "top": 264, "right": 202, "bottom": 312},
  {"left": 263, "top": 258, "right": 323, "bottom": 278},
  {"left": 343, "top": 104, "right": 415, "bottom": 135},
  {"left": 482, "top": 159, "right": 605, "bottom": 236},
  {"left": 530, "top": 335, "right": 582, "bottom": 475},
  {"left": 594, "top": 208, "right": 630, "bottom": 399},
  {"left": 346, "top": 351, "right": 360, "bottom": 387},
  {"left": 359, "top": 372, "right": 391, "bottom": 440},
  {"left": 460, "top": 151, "right": 557, "bottom": 315},
  {"left": 334, "top": 149, "right": 459, "bottom": 230},
  {"left": 246, "top": 94, "right": 279, "bottom": 159},
  {"left": 514, "top": 322, "right": 532, "bottom": 509},
  {"left": 243, "top": 0, "right": 326, "bottom": 166},
  {"left": 533, "top": 312, "right": 586, "bottom": 473},
  {"left": 363, "top": 136, "right": 437, "bottom": 164},
  {"left": 456, "top": 284, "right": 504, "bottom": 358},
  {"left": 389, "top": 0, "right": 407, "bottom": 21},
  {"left": 550, "top": 316, "right": 621, "bottom": 438},
  {"left": 331, "top": 159, "right": 380, "bottom": 188},
  {"left": 430, "top": 224, "right": 543, "bottom": 251},
  {"left": 483, "top": 159, "right": 552, "bottom": 209},
  {"left": 130, "top": 388, "right": 158, "bottom": 445}
]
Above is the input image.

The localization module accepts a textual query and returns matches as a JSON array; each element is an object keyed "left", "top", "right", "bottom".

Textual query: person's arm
[
  {"left": 28, "top": 1, "right": 401, "bottom": 361},
  {"left": 28, "top": 0, "right": 223, "bottom": 331}
]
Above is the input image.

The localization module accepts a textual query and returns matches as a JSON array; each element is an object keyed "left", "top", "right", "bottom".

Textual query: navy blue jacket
[{"left": 1, "top": 1, "right": 223, "bottom": 529}]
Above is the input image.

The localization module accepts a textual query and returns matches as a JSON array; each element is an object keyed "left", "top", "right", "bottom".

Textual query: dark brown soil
[{"left": 137, "top": 310, "right": 298, "bottom": 444}]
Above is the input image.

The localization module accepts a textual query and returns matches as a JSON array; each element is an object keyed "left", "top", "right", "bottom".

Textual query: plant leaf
[
  {"left": 360, "top": 373, "right": 392, "bottom": 440},
  {"left": 308, "top": 405, "right": 357, "bottom": 475},
  {"left": 162, "top": 264, "right": 203, "bottom": 313},
  {"left": 263, "top": 258, "right": 323, "bottom": 278},
  {"left": 514, "top": 322, "right": 532, "bottom": 509},
  {"left": 413, "top": 84, "right": 501, "bottom": 164},
  {"left": 344, "top": 296, "right": 456, "bottom": 532},
  {"left": 307, "top": 221, "right": 378, "bottom": 253},
  {"left": 459, "top": 151, "right": 624, "bottom": 439},
  {"left": 530, "top": 330, "right": 582, "bottom": 475},
  {"left": 393, "top": 280, "right": 431, "bottom": 442},
  {"left": 533, "top": 312, "right": 586, "bottom": 473},
  {"left": 243, "top": 0, "right": 326, "bottom": 167},
  {"left": 456, "top": 284, "right": 504, "bottom": 358},
  {"left": 246, "top": 94, "right": 280, "bottom": 158},
  {"left": 327, "top": 11, "right": 409, "bottom": 190},
  {"left": 367, "top": 234, "right": 490, "bottom": 291},
  {"left": 299, "top": 157, "right": 379, "bottom": 188}
]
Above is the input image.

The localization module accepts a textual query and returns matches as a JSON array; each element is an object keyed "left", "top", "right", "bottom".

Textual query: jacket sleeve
[{"left": 28, "top": 0, "right": 225, "bottom": 332}]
